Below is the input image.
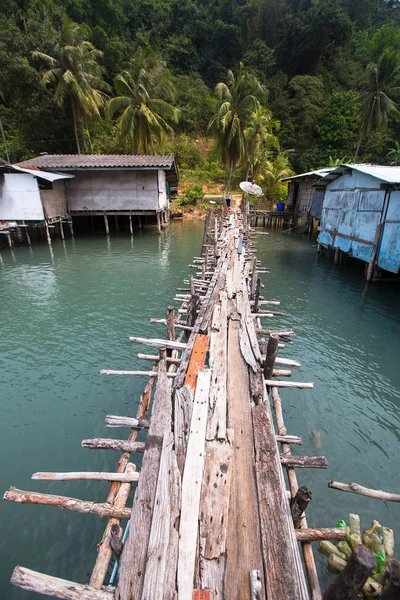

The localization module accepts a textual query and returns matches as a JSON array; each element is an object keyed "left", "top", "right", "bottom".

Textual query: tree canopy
[{"left": 1, "top": 0, "right": 400, "bottom": 171}]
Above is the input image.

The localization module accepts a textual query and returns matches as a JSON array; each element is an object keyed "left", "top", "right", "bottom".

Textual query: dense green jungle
[{"left": 1, "top": 0, "right": 400, "bottom": 193}]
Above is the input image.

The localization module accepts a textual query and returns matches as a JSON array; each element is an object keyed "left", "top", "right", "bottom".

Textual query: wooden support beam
[
  {"left": 137, "top": 353, "right": 181, "bottom": 364},
  {"left": 10, "top": 566, "right": 114, "bottom": 600},
  {"left": 263, "top": 333, "right": 279, "bottom": 380},
  {"left": 105, "top": 415, "right": 150, "bottom": 429},
  {"left": 328, "top": 481, "right": 400, "bottom": 502},
  {"left": 3, "top": 487, "right": 131, "bottom": 519},
  {"left": 82, "top": 438, "right": 146, "bottom": 452},
  {"left": 290, "top": 485, "right": 312, "bottom": 528},
  {"left": 100, "top": 369, "right": 176, "bottom": 377},
  {"left": 32, "top": 471, "right": 140, "bottom": 482},
  {"left": 266, "top": 380, "right": 313, "bottom": 389},
  {"left": 150, "top": 319, "right": 193, "bottom": 332},
  {"left": 295, "top": 528, "right": 348, "bottom": 542},
  {"left": 129, "top": 336, "right": 186, "bottom": 350},
  {"left": 280, "top": 456, "right": 327, "bottom": 469},
  {"left": 273, "top": 369, "right": 292, "bottom": 377},
  {"left": 276, "top": 435, "right": 302, "bottom": 445}
]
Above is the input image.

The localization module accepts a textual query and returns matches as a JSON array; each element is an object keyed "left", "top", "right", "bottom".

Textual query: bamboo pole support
[
  {"left": 59, "top": 220, "right": 65, "bottom": 240},
  {"left": 69, "top": 220, "right": 74, "bottom": 236},
  {"left": 104, "top": 214, "right": 109, "bottom": 235},
  {"left": 129, "top": 215, "right": 133, "bottom": 235}
]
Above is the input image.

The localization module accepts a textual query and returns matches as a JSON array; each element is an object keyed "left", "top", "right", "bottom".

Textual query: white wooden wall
[{"left": 0, "top": 173, "right": 44, "bottom": 221}]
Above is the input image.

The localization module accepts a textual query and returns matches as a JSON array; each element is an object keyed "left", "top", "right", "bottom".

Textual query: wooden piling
[
  {"left": 166, "top": 306, "right": 175, "bottom": 341},
  {"left": 322, "top": 545, "right": 376, "bottom": 600},
  {"left": 263, "top": 333, "right": 279, "bottom": 380},
  {"left": 290, "top": 486, "right": 312, "bottom": 528},
  {"left": 59, "top": 220, "right": 65, "bottom": 241},
  {"left": 104, "top": 214, "right": 109, "bottom": 235},
  {"left": 129, "top": 215, "right": 133, "bottom": 235}
]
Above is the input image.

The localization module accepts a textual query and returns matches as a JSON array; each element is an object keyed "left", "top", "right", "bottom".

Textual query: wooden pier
[{"left": 4, "top": 206, "right": 390, "bottom": 600}]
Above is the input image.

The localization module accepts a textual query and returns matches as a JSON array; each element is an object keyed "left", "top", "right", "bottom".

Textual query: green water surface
[{"left": 0, "top": 222, "right": 399, "bottom": 598}]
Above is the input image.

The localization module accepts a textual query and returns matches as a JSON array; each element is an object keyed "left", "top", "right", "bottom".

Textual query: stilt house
[
  {"left": 317, "top": 163, "right": 400, "bottom": 278},
  {"left": 17, "top": 154, "right": 179, "bottom": 231},
  {"left": 282, "top": 168, "right": 333, "bottom": 230}
]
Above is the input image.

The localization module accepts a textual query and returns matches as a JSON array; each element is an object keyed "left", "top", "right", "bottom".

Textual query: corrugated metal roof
[
  {"left": 343, "top": 163, "right": 400, "bottom": 183},
  {"left": 281, "top": 168, "right": 333, "bottom": 182},
  {"left": 17, "top": 154, "right": 176, "bottom": 170},
  {"left": 0, "top": 162, "right": 74, "bottom": 182},
  {"left": 318, "top": 163, "right": 400, "bottom": 186},
  {"left": 10, "top": 165, "right": 74, "bottom": 182}
]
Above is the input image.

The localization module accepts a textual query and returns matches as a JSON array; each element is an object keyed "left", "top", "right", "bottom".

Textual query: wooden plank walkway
[{"left": 7, "top": 205, "right": 363, "bottom": 600}]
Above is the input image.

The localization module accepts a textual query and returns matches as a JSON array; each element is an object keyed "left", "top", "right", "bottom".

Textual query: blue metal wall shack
[{"left": 318, "top": 171, "right": 400, "bottom": 274}]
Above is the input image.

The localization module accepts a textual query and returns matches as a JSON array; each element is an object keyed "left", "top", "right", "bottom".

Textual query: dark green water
[{"left": 0, "top": 222, "right": 399, "bottom": 598}]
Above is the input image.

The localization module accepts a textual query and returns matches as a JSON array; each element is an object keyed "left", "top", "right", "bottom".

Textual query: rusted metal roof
[{"left": 17, "top": 154, "right": 176, "bottom": 170}]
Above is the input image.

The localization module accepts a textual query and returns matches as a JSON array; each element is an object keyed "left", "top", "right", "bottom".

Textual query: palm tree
[
  {"left": 208, "top": 63, "right": 267, "bottom": 193},
  {"left": 34, "top": 18, "right": 109, "bottom": 154},
  {"left": 107, "top": 48, "right": 179, "bottom": 154},
  {"left": 257, "top": 152, "right": 293, "bottom": 208},
  {"left": 354, "top": 49, "right": 400, "bottom": 160},
  {"left": 244, "top": 106, "right": 279, "bottom": 180},
  {"left": 387, "top": 141, "right": 400, "bottom": 165}
]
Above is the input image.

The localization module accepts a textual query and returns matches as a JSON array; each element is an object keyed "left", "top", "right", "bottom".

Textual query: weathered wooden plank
[
  {"left": 4, "top": 488, "right": 131, "bottom": 519},
  {"left": 105, "top": 415, "right": 150, "bottom": 429},
  {"left": 32, "top": 471, "right": 140, "bottom": 482},
  {"left": 224, "top": 315, "right": 265, "bottom": 600},
  {"left": 177, "top": 370, "right": 211, "bottom": 600},
  {"left": 141, "top": 432, "right": 181, "bottom": 600},
  {"left": 275, "top": 435, "right": 302, "bottom": 445},
  {"left": 264, "top": 380, "right": 314, "bottom": 389},
  {"left": 207, "top": 292, "right": 228, "bottom": 440},
  {"left": 100, "top": 370, "right": 176, "bottom": 377},
  {"left": 200, "top": 440, "right": 233, "bottom": 559},
  {"left": 184, "top": 334, "right": 210, "bottom": 392},
  {"left": 129, "top": 337, "right": 186, "bottom": 350},
  {"left": 116, "top": 359, "right": 173, "bottom": 600},
  {"left": 10, "top": 567, "right": 113, "bottom": 600},
  {"left": 82, "top": 438, "right": 146, "bottom": 453},
  {"left": 252, "top": 403, "right": 309, "bottom": 599},
  {"left": 280, "top": 455, "right": 327, "bottom": 469},
  {"left": 174, "top": 384, "right": 194, "bottom": 476},
  {"left": 199, "top": 555, "right": 225, "bottom": 600}
]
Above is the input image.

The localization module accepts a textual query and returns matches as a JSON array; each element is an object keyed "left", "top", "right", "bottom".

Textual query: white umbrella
[{"left": 239, "top": 181, "right": 263, "bottom": 195}]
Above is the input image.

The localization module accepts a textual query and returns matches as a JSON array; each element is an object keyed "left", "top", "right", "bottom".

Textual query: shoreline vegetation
[{"left": 2, "top": 1, "right": 400, "bottom": 203}]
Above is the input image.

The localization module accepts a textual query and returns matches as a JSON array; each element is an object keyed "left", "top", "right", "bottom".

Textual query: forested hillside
[{"left": 1, "top": 0, "right": 400, "bottom": 178}]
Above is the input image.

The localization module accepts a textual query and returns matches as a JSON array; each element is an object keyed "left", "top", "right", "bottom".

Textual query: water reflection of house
[
  {"left": 17, "top": 154, "right": 178, "bottom": 233},
  {"left": 0, "top": 160, "right": 74, "bottom": 246},
  {"left": 282, "top": 168, "right": 333, "bottom": 231},
  {"left": 317, "top": 164, "right": 400, "bottom": 281}
]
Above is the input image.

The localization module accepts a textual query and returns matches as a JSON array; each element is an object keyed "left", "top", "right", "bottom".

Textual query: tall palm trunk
[
  {"left": 71, "top": 99, "right": 81, "bottom": 154},
  {"left": 227, "top": 159, "right": 234, "bottom": 194},
  {"left": 0, "top": 117, "right": 10, "bottom": 162},
  {"left": 354, "top": 133, "right": 363, "bottom": 161}
]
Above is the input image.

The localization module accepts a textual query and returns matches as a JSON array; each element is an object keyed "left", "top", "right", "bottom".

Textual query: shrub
[{"left": 179, "top": 184, "right": 204, "bottom": 206}]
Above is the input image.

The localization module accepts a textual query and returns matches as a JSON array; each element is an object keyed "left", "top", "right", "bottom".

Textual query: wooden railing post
[
  {"left": 166, "top": 306, "right": 175, "bottom": 341},
  {"left": 263, "top": 333, "right": 279, "bottom": 380},
  {"left": 290, "top": 485, "right": 312, "bottom": 528}
]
